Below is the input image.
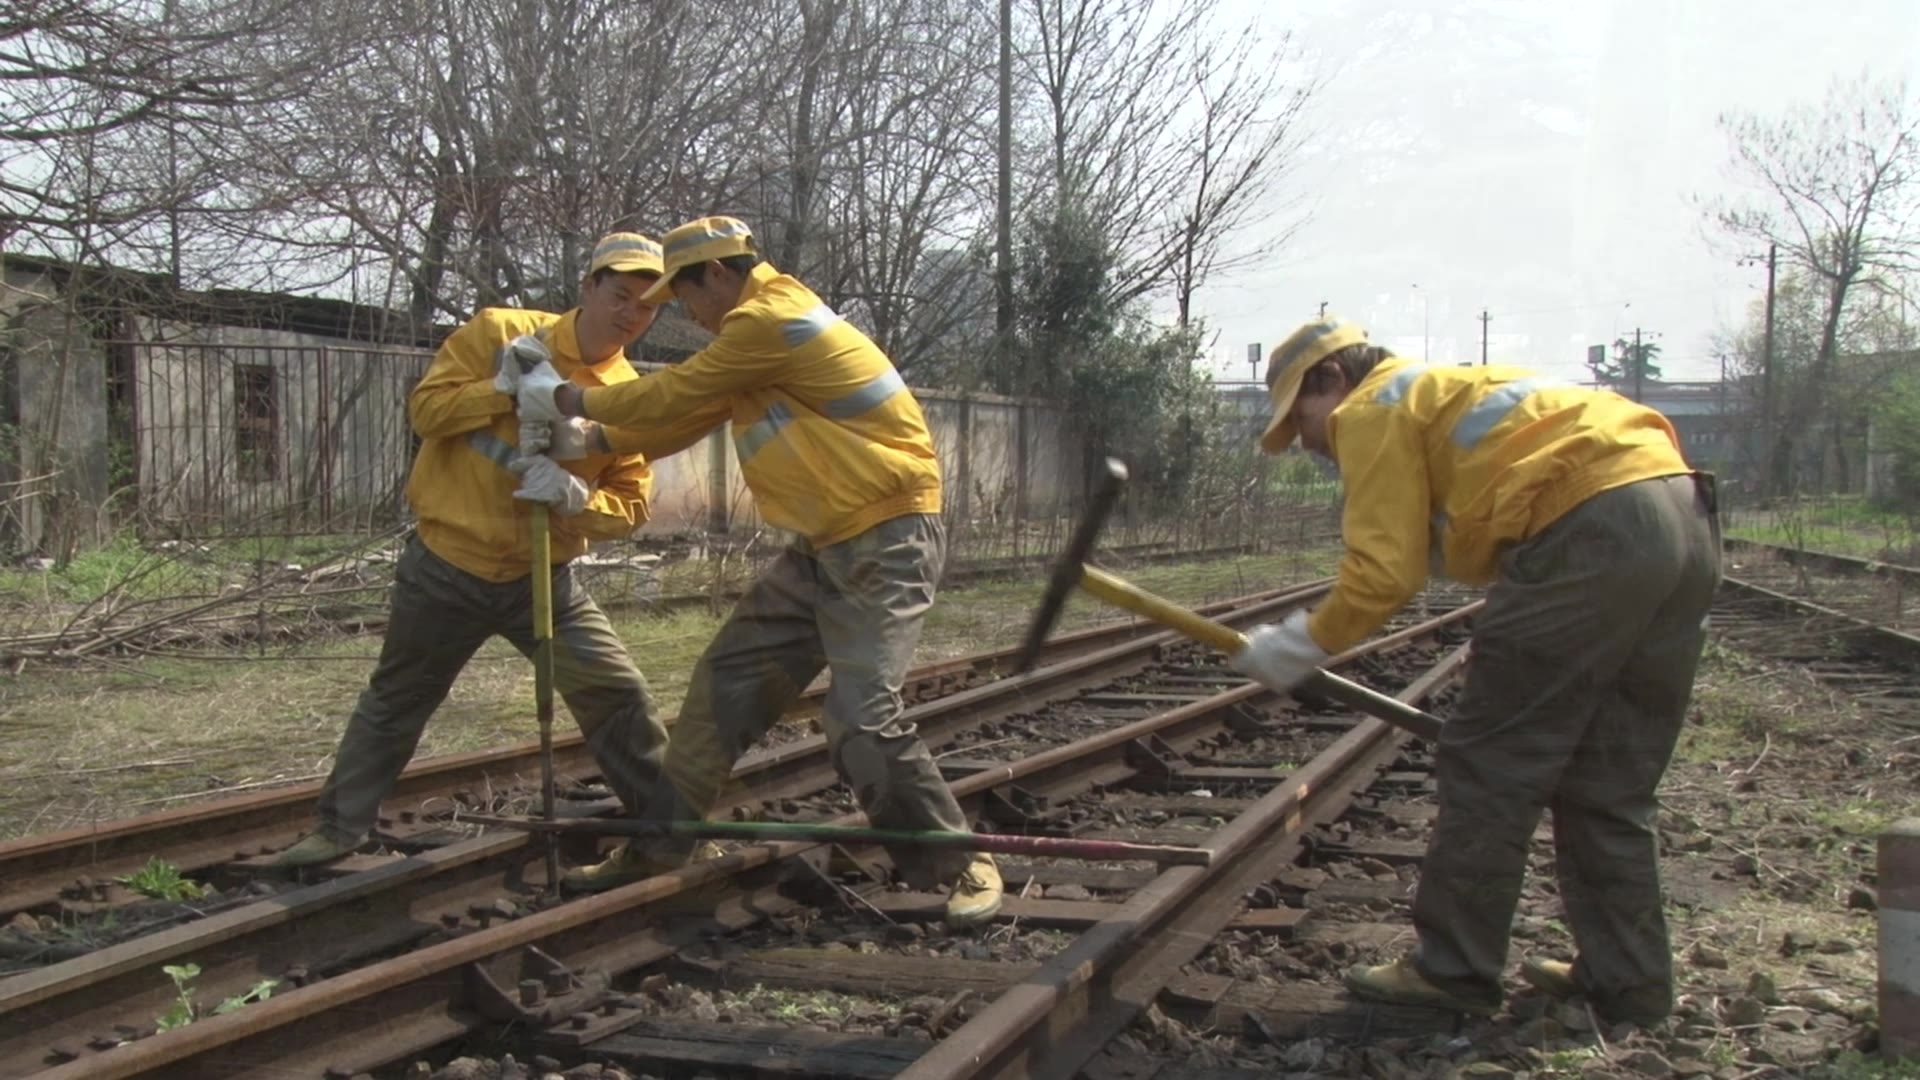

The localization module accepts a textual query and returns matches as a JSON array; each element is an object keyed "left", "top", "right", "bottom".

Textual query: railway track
[
  {"left": 0, "top": 581, "right": 1334, "bottom": 925},
  {"left": 12, "top": 542, "right": 1907, "bottom": 1080},
  {"left": 0, "top": 583, "right": 1480, "bottom": 1079},
  {"left": 1722, "top": 535, "right": 1920, "bottom": 630}
]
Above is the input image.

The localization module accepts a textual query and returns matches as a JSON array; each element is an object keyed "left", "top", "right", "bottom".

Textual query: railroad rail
[
  {"left": 0, "top": 585, "right": 1480, "bottom": 1079},
  {"left": 1722, "top": 536, "right": 1920, "bottom": 631}
]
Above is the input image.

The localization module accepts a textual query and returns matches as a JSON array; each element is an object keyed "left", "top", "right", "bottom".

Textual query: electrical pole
[
  {"left": 995, "top": 0, "right": 1013, "bottom": 383},
  {"left": 1318, "top": 300, "right": 1327, "bottom": 319},
  {"left": 1761, "top": 241, "right": 1778, "bottom": 498},
  {"left": 1478, "top": 309, "right": 1490, "bottom": 366}
]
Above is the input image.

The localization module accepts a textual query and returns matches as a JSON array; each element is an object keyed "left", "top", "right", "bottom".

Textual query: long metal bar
[{"left": 458, "top": 814, "right": 1214, "bottom": 866}]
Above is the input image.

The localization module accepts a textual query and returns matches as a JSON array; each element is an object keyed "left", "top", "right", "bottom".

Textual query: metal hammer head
[{"left": 1014, "top": 457, "right": 1129, "bottom": 673}]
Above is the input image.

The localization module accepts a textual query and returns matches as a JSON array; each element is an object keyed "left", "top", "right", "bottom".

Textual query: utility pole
[
  {"left": 1318, "top": 300, "right": 1327, "bottom": 319},
  {"left": 1478, "top": 309, "right": 1490, "bottom": 366},
  {"left": 995, "top": 0, "right": 1013, "bottom": 384},
  {"left": 1761, "top": 242, "right": 1778, "bottom": 498}
]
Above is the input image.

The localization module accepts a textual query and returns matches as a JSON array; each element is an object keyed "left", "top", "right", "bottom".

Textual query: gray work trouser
[
  {"left": 313, "top": 533, "right": 668, "bottom": 842},
  {"left": 635, "top": 513, "right": 971, "bottom": 887},
  {"left": 1410, "top": 473, "right": 1721, "bottom": 1020}
]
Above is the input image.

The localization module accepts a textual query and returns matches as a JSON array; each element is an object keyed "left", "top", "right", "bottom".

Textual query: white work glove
[
  {"left": 492, "top": 334, "right": 551, "bottom": 394},
  {"left": 508, "top": 454, "right": 591, "bottom": 516},
  {"left": 1229, "top": 610, "right": 1330, "bottom": 695},
  {"left": 515, "top": 360, "right": 569, "bottom": 423}
]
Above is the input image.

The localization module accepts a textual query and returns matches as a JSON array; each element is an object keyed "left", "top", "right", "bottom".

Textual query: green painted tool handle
[{"left": 463, "top": 814, "right": 1213, "bottom": 866}]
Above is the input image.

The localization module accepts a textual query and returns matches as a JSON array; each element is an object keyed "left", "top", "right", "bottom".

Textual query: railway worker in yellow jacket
[
  {"left": 514, "top": 215, "right": 1002, "bottom": 927},
  {"left": 275, "top": 233, "right": 685, "bottom": 874},
  {"left": 1234, "top": 315, "right": 1721, "bottom": 1023}
]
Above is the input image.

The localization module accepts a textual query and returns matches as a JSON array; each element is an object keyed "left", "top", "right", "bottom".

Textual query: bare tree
[
  {"left": 1707, "top": 76, "right": 1920, "bottom": 493},
  {"left": 1166, "top": 30, "right": 1315, "bottom": 326}
]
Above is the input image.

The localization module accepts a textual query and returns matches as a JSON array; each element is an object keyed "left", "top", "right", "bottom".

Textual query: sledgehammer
[{"left": 1014, "top": 458, "right": 1443, "bottom": 742}]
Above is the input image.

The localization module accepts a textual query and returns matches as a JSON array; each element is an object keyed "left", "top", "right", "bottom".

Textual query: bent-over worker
[
  {"left": 276, "top": 233, "right": 693, "bottom": 888},
  {"left": 514, "top": 215, "right": 1002, "bottom": 927},
  {"left": 1233, "top": 315, "right": 1721, "bottom": 1023}
]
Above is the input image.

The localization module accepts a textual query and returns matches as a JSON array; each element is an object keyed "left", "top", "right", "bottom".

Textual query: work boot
[
  {"left": 1344, "top": 956, "right": 1499, "bottom": 1015},
  {"left": 1520, "top": 956, "right": 1578, "bottom": 998},
  {"left": 271, "top": 831, "right": 364, "bottom": 867},
  {"left": 561, "top": 840, "right": 725, "bottom": 894},
  {"left": 945, "top": 854, "right": 1004, "bottom": 928}
]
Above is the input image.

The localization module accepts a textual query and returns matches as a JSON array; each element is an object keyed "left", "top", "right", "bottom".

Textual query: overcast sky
[{"left": 1176, "top": 0, "right": 1920, "bottom": 387}]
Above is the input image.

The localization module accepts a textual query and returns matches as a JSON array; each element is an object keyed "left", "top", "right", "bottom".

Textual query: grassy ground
[
  {"left": 0, "top": 548, "right": 1339, "bottom": 840},
  {"left": 1724, "top": 494, "right": 1920, "bottom": 561}
]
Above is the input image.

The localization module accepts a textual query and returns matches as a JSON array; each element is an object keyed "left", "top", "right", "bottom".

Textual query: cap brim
[
  {"left": 1257, "top": 379, "right": 1303, "bottom": 453},
  {"left": 639, "top": 272, "right": 676, "bottom": 303}
]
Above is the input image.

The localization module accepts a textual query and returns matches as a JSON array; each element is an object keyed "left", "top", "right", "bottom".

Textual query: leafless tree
[
  {"left": 1166, "top": 30, "right": 1315, "bottom": 326},
  {"left": 1707, "top": 76, "right": 1920, "bottom": 492}
]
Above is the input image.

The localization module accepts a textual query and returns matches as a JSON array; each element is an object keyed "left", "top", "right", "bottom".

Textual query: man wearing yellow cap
[
  {"left": 275, "top": 233, "right": 686, "bottom": 876},
  {"left": 1234, "top": 316, "right": 1720, "bottom": 1022},
  {"left": 514, "top": 215, "right": 1002, "bottom": 926}
]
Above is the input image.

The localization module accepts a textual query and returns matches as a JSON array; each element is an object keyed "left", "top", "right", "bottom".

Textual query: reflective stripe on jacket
[
  {"left": 1308, "top": 358, "right": 1690, "bottom": 653},
  {"left": 406, "top": 308, "right": 657, "bottom": 582},
  {"left": 581, "top": 263, "right": 942, "bottom": 547}
]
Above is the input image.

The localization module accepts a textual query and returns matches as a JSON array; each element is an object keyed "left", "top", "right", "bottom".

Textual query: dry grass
[{"left": 0, "top": 549, "right": 1338, "bottom": 840}]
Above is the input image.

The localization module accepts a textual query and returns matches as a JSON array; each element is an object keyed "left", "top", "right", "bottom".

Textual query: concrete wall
[
  {"left": 0, "top": 302, "right": 1089, "bottom": 547},
  {"left": 129, "top": 324, "right": 431, "bottom": 530},
  {"left": 0, "top": 265, "right": 113, "bottom": 552}
]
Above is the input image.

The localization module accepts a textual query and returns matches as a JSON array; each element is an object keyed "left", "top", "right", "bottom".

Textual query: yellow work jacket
[
  {"left": 1309, "top": 358, "right": 1690, "bottom": 654},
  {"left": 406, "top": 308, "right": 661, "bottom": 582},
  {"left": 581, "top": 263, "right": 942, "bottom": 548}
]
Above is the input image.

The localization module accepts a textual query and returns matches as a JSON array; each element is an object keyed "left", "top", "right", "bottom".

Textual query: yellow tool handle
[
  {"left": 530, "top": 504, "right": 559, "bottom": 888},
  {"left": 1080, "top": 566, "right": 1249, "bottom": 653},
  {"left": 530, "top": 505, "right": 554, "bottom": 640},
  {"left": 1078, "top": 565, "right": 1442, "bottom": 741}
]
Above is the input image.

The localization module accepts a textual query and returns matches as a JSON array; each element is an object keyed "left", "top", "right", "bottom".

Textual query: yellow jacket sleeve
[
  {"left": 580, "top": 312, "right": 785, "bottom": 428},
  {"left": 1307, "top": 401, "right": 1434, "bottom": 654},
  {"left": 603, "top": 398, "right": 733, "bottom": 460},
  {"left": 410, "top": 317, "right": 515, "bottom": 438}
]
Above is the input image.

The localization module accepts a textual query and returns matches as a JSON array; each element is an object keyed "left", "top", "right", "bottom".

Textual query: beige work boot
[
  {"left": 1520, "top": 956, "right": 1578, "bottom": 998},
  {"left": 561, "top": 840, "right": 725, "bottom": 894},
  {"left": 945, "top": 854, "right": 1004, "bottom": 928},
  {"left": 1344, "top": 956, "right": 1499, "bottom": 1015},
  {"left": 271, "top": 832, "right": 364, "bottom": 867}
]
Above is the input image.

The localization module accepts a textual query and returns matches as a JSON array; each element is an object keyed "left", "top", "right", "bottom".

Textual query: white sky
[{"left": 1176, "top": 0, "right": 1920, "bottom": 386}]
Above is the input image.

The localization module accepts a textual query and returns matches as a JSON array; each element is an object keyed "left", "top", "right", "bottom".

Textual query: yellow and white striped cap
[
  {"left": 640, "top": 216, "right": 758, "bottom": 301},
  {"left": 1259, "top": 315, "right": 1369, "bottom": 453},
  {"left": 587, "top": 232, "right": 665, "bottom": 277}
]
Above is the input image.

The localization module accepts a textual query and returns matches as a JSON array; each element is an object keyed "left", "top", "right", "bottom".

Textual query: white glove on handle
[
  {"left": 1230, "top": 610, "right": 1330, "bottom": 696},
  {"left": 515, "top": 361, "right": 569, "bottom": 423},
  {"left": 493, "top": 334, "right": 551, "bottom": 394},
  {"left": 509, "top": 454, "right": 590, "bottom": 516}
]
